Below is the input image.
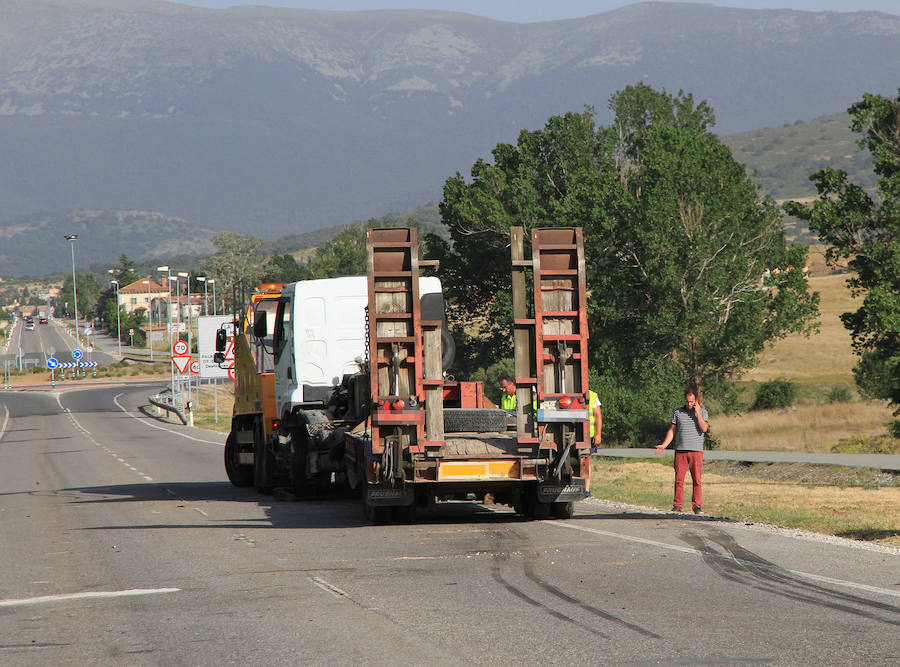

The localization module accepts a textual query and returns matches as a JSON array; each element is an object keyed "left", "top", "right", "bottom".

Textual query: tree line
[{"left": 44, "top": 83, "right": 899, "bottom": 441}]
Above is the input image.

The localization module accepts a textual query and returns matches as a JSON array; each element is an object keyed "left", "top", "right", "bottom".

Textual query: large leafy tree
[
  {"left": 437, "top": 84, "right": 818, "bottom": 439},
  {"left": 204, "top": 232, "right": 266, "bottom": 314},
  {"left": 59, "top": 273, "right": 101, "bottom": 320},
  {"left": 785, "top": 91, "right": 900, "bottom": 432},
  {"left": 307, "top": 222, "right": 369, "bottom": 279},
  {"left": 262, "top": 254, "right": 312, "bottom": 284}
]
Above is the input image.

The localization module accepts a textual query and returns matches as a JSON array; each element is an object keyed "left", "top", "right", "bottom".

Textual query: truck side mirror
[
  {"left": 215, "top": 328, "right": 227, "bottom": 352},
  {"left": 253, "top": 310, "right": 267, "bottom": 339},
  {"left": 213, "top": 352, "right": 225, "bottom": 364}
]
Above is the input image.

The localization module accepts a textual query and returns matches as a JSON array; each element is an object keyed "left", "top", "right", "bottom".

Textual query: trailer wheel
[
  {"left": 443, "top": 408, "right": 508, "bottom": 433},
  {"left": 551, "top": 501, "right": 575, "bottom": 519},
  {"left": 224, "top": 432, "right": 253, "bottom": 488}
]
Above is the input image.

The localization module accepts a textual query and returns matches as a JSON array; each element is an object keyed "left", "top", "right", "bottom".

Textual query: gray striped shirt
[{"left": 671, "top": 406, "right": 709, "bottom": 451}]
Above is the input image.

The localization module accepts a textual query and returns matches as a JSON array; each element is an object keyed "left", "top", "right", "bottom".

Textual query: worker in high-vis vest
[
  {"left": 499, "top": 375, "right": 517, "bottom": 410},
  {"left": 589, "top": 389, "right": 602, "bottom": 453}
]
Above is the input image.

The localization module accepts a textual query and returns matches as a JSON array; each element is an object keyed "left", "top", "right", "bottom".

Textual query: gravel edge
[{"left": 583, "top": 496, "right": 900, "bottom": 556}]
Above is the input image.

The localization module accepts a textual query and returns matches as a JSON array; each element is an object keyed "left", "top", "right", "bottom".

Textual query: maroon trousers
[{"left": 673, "top": 450, "right": 703, "bottom": 510}]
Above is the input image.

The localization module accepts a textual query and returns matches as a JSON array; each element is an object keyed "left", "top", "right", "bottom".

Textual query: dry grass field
[
  {"left": 722, "top": 263, "right": 897, "bottom": 451},
  {"left": 589, "top": 459, "right": 899, "bottom": 547}
]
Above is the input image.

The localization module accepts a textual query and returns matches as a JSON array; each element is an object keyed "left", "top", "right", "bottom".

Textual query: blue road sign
[
  {"left": 47, "top": 357, "right": 59, "bottom": 370},
  {"left": 72, "top": 349, "right": 83, "bottom": 361}
]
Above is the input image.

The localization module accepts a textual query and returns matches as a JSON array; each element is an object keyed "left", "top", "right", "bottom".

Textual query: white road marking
[
  {"left": 56, "top": 394, "right": 153, "bottom": 482},
  {"left": 0, "top": 402, "right": 9, "bottom": 443},
  {"left": 309, "top": 576, "right": 351, "bottom": 600},
  {"left": 546, "top": 520, "right": 900, "bottom": 599},
  {"left": 0, "top": 588, "right": 180, "bottom": 609},
  {"left": 113, "top": 393, "right": 224, "bottom": 446}
]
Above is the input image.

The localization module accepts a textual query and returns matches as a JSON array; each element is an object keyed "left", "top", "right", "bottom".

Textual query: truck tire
[
  {"left": 289, "top": 432, "right": 311, "bottom": 497},
  {"left": 443, "top": 408, "right": 508, "bottom": 433},
  {"left": 254, "top": 419, "right": 275, "bottom": 494},
  {"left": 224, "top": 432, "right": 253, "bottom": 488},
  {"left": 551, "top": 501, "right": 575, "bottom": 519}
]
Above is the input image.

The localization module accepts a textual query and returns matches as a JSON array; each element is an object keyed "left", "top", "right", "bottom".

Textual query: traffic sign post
[{"left": 47, "top": 357, "right": 58, "bottom": 388}]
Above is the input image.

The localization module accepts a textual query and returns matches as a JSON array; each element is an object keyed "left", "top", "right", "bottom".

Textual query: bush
[
  {"left": 751, "top": 379, "right": 796, "bottom": 411},
  {"left": 827, "top": 385, "right": 853, "bottom": 404},
  {"left": 591, "top": 363, "right": 684, "bottom": 446},
  {"left": 703, "top": 378, "right": 747, "bottom": 415}
]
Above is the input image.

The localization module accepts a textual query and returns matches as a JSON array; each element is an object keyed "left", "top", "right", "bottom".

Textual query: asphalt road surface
[
  {"left": 1, "top": 383, "right": 898, "bottom": 665},
  {"left": 1, "top": 319, "right": 116, "bottom": 372}
]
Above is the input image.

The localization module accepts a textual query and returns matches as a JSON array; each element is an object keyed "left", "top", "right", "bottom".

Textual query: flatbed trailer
[
  {"left": 219, "top": 226, "right": 591, "bottom": 523},
  {"left": 347, "top": 226, "right": 591, "bottom": 522}
]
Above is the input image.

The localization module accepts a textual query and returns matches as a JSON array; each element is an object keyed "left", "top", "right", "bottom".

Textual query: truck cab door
[{"left": 272, "top": 296, "right": 298, "bottom": 418}]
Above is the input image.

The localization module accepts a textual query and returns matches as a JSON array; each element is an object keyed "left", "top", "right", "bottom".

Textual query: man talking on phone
[{"left": 655, "top": 390, "right": 709, "bottom": 514}]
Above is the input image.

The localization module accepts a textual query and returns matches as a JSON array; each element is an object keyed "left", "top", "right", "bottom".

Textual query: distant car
[
  {"left": 39, "top": 316, "right": 48, "bottom": 324},
  {"left": 24, "top": 321, "right": 35, "bottom": 331}
]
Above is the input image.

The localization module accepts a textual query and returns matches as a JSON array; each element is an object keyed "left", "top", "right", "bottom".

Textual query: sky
[{"left": 179, "top": 1, "right": 900, "bottom": 22}]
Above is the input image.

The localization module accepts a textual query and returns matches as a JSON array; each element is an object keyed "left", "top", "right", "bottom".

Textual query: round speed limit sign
[{"left": 173, "top": 340, "right": 189, "bottom": 356}]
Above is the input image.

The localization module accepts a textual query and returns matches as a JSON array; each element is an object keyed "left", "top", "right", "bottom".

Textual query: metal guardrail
[{"left": 148, "top": 389, "right": 188, "bottom": 425}]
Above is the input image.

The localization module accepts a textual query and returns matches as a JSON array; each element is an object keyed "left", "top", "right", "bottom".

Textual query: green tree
[
  {"left": 203, "top": 232, "right": 266, "bottom": 314},
  {"left": 437, "top": 84, "right": 818, "bottom": 441},
  {"left": 262, "top": 254, "right": 312, "bottom": 284},
  {"left": 110, "top": 254, "right": 138, "bottom": 286},
  {"left": 307, "top": 222, "right": 369, "bottom": 279},
  {"left": 785, "top": 91, "right": 900, "bottom": 432},
  {"left": 59, "top": 274, "right": 101, "bottom": 320}
]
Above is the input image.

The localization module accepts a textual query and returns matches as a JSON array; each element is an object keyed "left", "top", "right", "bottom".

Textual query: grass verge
[{"left": 590, "top": 458, "right": 900, "bottom": 547}]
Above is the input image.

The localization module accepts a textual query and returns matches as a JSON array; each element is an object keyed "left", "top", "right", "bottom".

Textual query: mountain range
[{"left": 0, "top": 0, "right": 898, "bottom": 272}]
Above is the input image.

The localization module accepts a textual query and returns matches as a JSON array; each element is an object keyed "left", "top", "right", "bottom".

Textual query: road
[
  {"left": 1, "top": 383, "right": 898, "bottom": 665},
  {"left": 1, "top": 319, "right": 117, "bottom": 372}
]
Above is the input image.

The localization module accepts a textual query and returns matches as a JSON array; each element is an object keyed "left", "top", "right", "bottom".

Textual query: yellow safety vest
[
  {"left": 589, "top": 389, "right": 600, "bottom": 438},
  {"left": 501, "top": 393, "right": 517, "bottom": 410}
]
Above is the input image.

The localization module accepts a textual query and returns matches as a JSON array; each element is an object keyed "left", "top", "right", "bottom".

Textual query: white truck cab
[{"left": 272, "top": 275, "right": 442, "bottom": 420}]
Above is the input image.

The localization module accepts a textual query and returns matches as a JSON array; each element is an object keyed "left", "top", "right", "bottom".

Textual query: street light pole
[
  {"left": 142, "top": 279, "right": 153, "bottom": 361},
  {"left": 64, "top": 234, "right": 80, "bottom": 348},
  {"left": 109, "top": 278, "right": 121, "bottom": 358},
  {"left": 178, "top": 271, "right": 191, "bottom": 350},
  {"left": 157, "top": 266, "right": 171, "bottom": 349},
  {"left": 210, "top": 279, "right": 216, "bottom": 316},
  {"left": 198, "top": 276, "right": 208, "bottom": 316}
]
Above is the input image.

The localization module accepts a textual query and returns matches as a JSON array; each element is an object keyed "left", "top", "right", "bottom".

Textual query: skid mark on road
[
  {"left": 520, "top": 547, "right": 662, "bottom": 638},
  {"left": 547, "top": 520, "right": 900, "bottom": 600},
  {"left": 681, "top": 529, "right": 900, "bottom": 627},
  {"left": 56, "top": 394, "right": 154, "bottom": 482}
]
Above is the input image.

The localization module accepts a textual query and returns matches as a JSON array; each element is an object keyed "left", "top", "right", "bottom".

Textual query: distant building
[{"left": 118, "top": 278, "right": 169, "bottom": 321}]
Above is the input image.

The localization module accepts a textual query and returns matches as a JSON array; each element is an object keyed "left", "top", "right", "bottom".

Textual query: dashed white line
[
  {"left": 309, "top": 576, "right": 351, "bottom": 600},
  {"left": 56, "top": 393, "right": 153, "bottom": 482},
  {"left": 0, "top": 588, "right": 181, "bottom": 609},
  {"left": 545, "top": 520, "right": 900, "bottom": 599}
]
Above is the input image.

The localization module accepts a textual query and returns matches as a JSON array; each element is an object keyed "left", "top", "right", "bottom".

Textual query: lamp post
[
  {"left": 197, "top": 276, "right": 208, "bottom": 316},
  {"left": 142, "top": 279, "right": 153, "bottom": 361},
  {"left": 109, "top": 277, "right": 121, "bottom": 358},
  {"left": 178, "top": 271, "right": 191, "bottom": 349},
  {"left": 209, "top": 279, "right": 216, "bottom": 316},
  {"left": 64, "top": 234, "right": 79, "bottom": 348},
  {"left": 157, "top": 266, "right": 171, "bottom": 349}
]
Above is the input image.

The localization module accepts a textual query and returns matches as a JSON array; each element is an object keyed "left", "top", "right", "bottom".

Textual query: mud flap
[
  {"left": 536, "top": 479, "right": 586, "bottom": 503},
  {"left": 364, "top": 483, "right": 415, "bottom": 507}
]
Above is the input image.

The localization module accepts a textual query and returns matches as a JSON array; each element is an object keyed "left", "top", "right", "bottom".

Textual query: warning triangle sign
[
  {"left": 224, "top": 338, "right": 235, "bottom": 363},
  {"left": 172, "top": 354, "right": 192, "bottom": 374}
]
